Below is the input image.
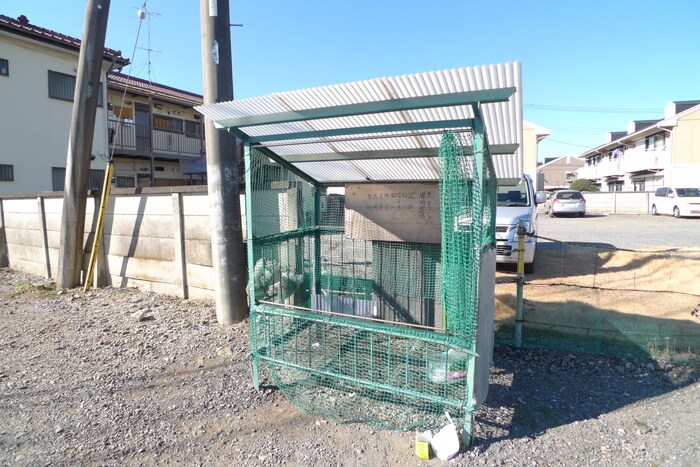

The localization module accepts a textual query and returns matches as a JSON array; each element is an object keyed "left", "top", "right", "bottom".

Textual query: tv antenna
[{"left": 133, "top": 2, "right": 161, "bottom": 82}]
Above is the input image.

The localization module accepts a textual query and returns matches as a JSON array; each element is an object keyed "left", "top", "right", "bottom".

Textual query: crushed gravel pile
[{"left": 1, "top": 268, "right": 698, "bottom": 466}]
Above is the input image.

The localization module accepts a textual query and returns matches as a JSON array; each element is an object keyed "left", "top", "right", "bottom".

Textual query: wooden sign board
[{"left": 345, "top": 183, "right": 441, "bottom": 243}]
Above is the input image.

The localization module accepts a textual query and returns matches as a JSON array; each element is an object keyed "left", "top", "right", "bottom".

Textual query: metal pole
[
  {"left": 514, "top": 220, "right": 526, "bottom": 348},
  {"left": 57, "top": 0, "right": 111, "bottom": 289},
  {"left": 200, "top": 0, "right": 248, "bottom": 324}
]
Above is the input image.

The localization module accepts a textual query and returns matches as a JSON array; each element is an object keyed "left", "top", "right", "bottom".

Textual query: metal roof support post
[{"left": 244, "top": 141, "right": 260, "bottom": 391}]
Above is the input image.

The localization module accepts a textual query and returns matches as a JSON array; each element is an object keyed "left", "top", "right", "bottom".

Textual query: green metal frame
[{"left": 240, "top": 89, "right": 507, "bottom": 443}]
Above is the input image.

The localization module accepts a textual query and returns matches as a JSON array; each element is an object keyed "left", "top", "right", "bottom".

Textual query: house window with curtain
[{"left": 153, "top": 115, "right": 183, "bottom": 133}]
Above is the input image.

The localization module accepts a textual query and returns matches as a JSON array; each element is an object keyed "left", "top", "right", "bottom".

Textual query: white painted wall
[{"left": 0, "top": 32, "right": 110, "bottom": 195}]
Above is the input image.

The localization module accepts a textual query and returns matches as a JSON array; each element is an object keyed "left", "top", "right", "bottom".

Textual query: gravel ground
[{"left": 1, "top": 268, "right": 699, "bottom": 466}]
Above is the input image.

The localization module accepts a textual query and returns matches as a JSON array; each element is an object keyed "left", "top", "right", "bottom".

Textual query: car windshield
[
  {"left": 496, "top": 180, "right": 530, "bottom": 207},
  {"left": 676, "top": 188, "right": 700, "bottom": 197},
  {"left": 557, "top": 191, "right": 582, "bottom": 200}
]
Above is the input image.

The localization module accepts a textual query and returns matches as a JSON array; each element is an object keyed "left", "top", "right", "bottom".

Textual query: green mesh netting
[
  {"left": 439, "top": 131, "right": 480, "bottom": 341},
  {"left": 247, "top": 135, "right": 490, "bottom": 431}
]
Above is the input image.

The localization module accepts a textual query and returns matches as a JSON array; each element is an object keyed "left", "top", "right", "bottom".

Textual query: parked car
[
  {"left": 495, "top": 175, "right": 547, "bottom": 273},
  {"left": 544, "top": 190, "right": 586, "bottom": 217},
  {"left": 651, "top": 187, "right": 700, "bottom": 218}
]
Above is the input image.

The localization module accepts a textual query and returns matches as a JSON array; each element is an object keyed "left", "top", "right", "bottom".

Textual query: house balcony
[
  {"left": 578, "top": 149, "right": 671, "bottom": 180},
  {"left": 108, "top": 120, "right": 204, "bottom": 160}
]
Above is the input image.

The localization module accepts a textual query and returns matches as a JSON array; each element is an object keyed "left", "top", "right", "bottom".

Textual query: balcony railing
[
  {"left": 577, "top": 149, "right": 671, "bottom": 180},
  {"left": 108, "top": 120, "right": 204, "bottom": 158}
]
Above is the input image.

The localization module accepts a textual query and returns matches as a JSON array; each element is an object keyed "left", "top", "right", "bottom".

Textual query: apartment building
[{"left": 577, "top": 101, "right": 700, "bottom": 192}]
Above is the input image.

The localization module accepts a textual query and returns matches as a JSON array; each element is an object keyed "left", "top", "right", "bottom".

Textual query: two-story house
[
  {"left": 577, "top": 101, "right": 700, "bottom": 192},
  {"left": 106, "top": 73, "right": 205, "bottom": 187},
  {"left": 0, "top": 14, "right": 128, "bottom": 195},
  {"left": 0, "top": 14, "right": 207, "bottom": 195}
]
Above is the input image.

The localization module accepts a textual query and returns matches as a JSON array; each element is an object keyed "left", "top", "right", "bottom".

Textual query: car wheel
[
  {"left": 651, "top": 204, "right": 658, "bottom": 215},
  {"left": 524, "top": 262, "right": 534, "bottom": 274},
  {"left": 673, "top": 206, "right": 680, "bottom": 218},
  {"left": 579, "top": 211, "right": 585, "bottom": 217}
]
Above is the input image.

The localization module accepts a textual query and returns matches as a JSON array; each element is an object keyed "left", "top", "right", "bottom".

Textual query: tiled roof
[
  {"left": 108, "top": 72, "right": 203, "bottom": 106},
  {"left": 0, "top": 14, "right": 129, "bottom": 66}
]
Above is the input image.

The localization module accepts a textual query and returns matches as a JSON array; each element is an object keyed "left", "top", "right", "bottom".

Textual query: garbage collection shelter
[{"left": 196, "top": 61, "right": 522, "bottom": 443}]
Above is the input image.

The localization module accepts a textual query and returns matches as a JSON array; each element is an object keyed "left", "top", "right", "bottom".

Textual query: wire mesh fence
[
  {"left": 494, "top": 241, "right": 700, "bottom": 364},
  {"left": 247, "top": 131, "right": 495, "bottom": 431}
]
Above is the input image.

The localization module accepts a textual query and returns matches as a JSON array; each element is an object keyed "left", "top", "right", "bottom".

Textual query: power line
[
  {"left": 544, "top": 138, "right": 594, "bottom": 149},
  {"left": 525, "top": 104, "right": 660, "bottom": 114}
]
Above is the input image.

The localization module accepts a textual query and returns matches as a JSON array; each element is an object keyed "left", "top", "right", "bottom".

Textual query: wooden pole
[
  {"left": 57, "top": 0, "right": 111, "bottom": 289},
  {"left": 200, "top": 0, "right": 249, "bottom": 324}
]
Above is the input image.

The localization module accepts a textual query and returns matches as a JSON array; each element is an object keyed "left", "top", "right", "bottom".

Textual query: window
[
  {"left": 52, "top": 167, "right": 65, "bottom": 191},
  {"left": 90, "top": 169, "right": 105, "bottom": 190},
  {"left": 645, "top": 132, "right": 666, "bottom": 151},
  {"left": 0, "top": 164, "right": 14, "bottom": 181},
  {"left": 0, "top": 58, "right": 8, "bottom": 76},
  {"left": 115, "top": 176, "right": 135, "bottom": 188},
  {"left": 48, "top": 70, "right": 103, "bottom": 106},
  {"left": 52, "top": 167, "right": 105, "bottom": 191},
  {"left": 607, "top": 180, "right": 624, "bottom": 192},
  {"left": 153, "top": 115, "right": 183, "bottom": 133},
  {"left": 185, "top": 120, "right": 202, "bottom": 138}
]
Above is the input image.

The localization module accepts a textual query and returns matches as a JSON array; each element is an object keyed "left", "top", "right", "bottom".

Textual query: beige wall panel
[
  {"left": 103, "top": 214, "right": 174, "bottom": 238},
  {"left": 184, "top": 239, "right": 213, "bottom": 266},
  {"left": 5, "top": 257, "right": 46, "bottom": 278},
  {"left": 182, "top": 216, "right": 212, "bottom": 241},
  {"left": 186, "top": 285, "right": 215, "bottom": 301},
  {"left": 180, "top": 193, "right": 210, "bottom": 213},
  {"left": 1, "top": 199, "right": 38, "bottom": 215},
  {"left": 41, "top": 197, "right": 64, "bottom": 214},
  {"left": 5, "top": 243, "right": 46, "bottom": 262},
  {"left": 45, "top": 230, "right": 63, "bottom": 249},
  {"left": 184, "top": 262, "right": 215, "bottom": 290},
  {"left": 5, "top": 227, "right": 43, "bottom": 247},
  {"left": 107, "top": 275, "right": 180, "bottom": 296},
  {"left": 2, "top": 212, "right": 41, "bottom": 230},
  {"left": 105, "top": 255, "right": 178, "bottom": 283},
  {"left": 672, "top": 110, "right": 700, "bottom": 165},
  {"left": 109, "top": 195, "right": 173, "bottom": 216},
  {"left": 103, "top": 234, "right": 174, "bottom": 261},
  {"left": 614, "top": 193, "right": 649, "bottom": 214}
]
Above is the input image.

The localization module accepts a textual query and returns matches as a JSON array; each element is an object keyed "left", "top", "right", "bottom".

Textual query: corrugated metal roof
[{"left": 196, "top": 62, "right": 523, "bottom": 182}]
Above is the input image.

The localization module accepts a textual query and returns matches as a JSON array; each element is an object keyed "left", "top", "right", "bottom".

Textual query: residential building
[
  {"left": 537, "top": 155, "right": 585, "bottom": 190},
  {"left": 0, "top": 14, "right": 128, "bottom": 195},
  {"left": 0, "top": 14, "right": 207, "bottom": 195},
  {"left": 577, "top": 101, "right": 700, "bottom": 192},
  {"left": 522, "top": 120, "right": 550, "bottom": 190},
  {"left": 106, "top": 73, "right": 205, "bottom": 187}
]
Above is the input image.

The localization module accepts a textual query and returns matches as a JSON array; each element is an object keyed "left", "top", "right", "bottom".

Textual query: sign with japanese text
[{"left": 344, "top": 183, "right": 441, "bottom": 243}]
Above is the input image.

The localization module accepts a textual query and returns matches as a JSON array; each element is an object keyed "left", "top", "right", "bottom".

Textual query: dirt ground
[
  {"left": 495, "top": 245, "right": 700, "bottom": 362},
  {"left": 1, "top": 267, "right": 699, "bottom": 466}
]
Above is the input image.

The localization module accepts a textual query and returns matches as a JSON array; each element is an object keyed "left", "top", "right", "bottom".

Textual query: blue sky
[{"left": 4, "top": 0, "right": 699, "bottom": 160}]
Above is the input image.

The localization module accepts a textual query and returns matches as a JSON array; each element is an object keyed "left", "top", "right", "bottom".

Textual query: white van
[
  {"left": 495, "top": 175, "right": 547, "bottom": 273},
  {"left": 651, "top": 187, "right": 700, "bottom": 218}
]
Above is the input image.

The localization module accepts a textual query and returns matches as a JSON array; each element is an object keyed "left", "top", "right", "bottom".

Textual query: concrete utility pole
[
  {"left": 200, "top": 0, "right": 249, "bottom": 324},
  {"left": 57, "top": 0, "right": 111, "bottom": 289}
]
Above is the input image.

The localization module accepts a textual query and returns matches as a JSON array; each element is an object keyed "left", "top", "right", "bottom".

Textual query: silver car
[{"left": 545, "top": 190, "right": 586, "bottom": 217}]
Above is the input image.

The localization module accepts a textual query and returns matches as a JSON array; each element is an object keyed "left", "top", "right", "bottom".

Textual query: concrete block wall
[{"left": 0, "top": 187, "right": 248, "bottom": 301}]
